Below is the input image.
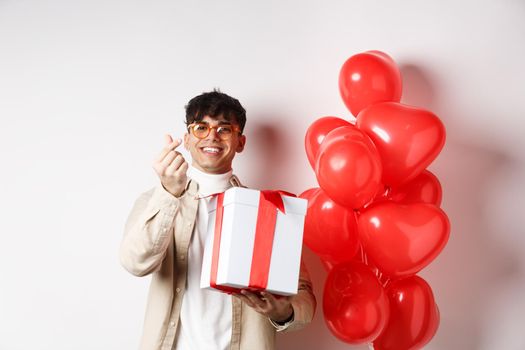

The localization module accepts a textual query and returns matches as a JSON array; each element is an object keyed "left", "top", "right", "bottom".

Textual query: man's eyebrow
[{"left": 200, "top": 120, "right": 233, "bottom": 125}]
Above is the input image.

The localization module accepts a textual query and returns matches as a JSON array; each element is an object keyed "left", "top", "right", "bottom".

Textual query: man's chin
[
  {"left": 197, "top": 163, "right": 224, "bottom": 174},
  {"left": 199, "top": 164, "right": 231, "bottom": 174}
]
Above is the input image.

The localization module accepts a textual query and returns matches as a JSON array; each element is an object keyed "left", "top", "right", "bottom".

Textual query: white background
[{"left": 1, "top": 0, "right": 524, "bottom": 349}]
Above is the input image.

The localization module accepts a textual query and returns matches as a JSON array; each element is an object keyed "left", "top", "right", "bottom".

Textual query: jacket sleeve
[
  {"left": 276, "top": 256, "right": 317, "bottom": 333},
  {"left": 119, "top": 184, "right": 181, "bottom": 277}
]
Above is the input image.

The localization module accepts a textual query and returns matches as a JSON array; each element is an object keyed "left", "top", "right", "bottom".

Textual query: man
[{"left": 120, "top": 90, "right": 316, "bottom": 350}]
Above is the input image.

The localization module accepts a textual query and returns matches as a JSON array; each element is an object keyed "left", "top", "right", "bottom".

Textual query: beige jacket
[{"left": 120, "top": 175, "right": 316, "bottom": 350}]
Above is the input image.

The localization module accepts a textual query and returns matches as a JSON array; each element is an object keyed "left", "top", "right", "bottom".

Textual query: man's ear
[
  {"left": 183, "top": 133, "right": 189, "bottom": 150},
  {"left": 236, "top": 135, "right": 246, "bottom": 153}
]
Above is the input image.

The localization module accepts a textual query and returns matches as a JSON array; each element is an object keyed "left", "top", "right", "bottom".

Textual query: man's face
[{"left": 184, "top": 115, "right": 246, "bottom": 174}]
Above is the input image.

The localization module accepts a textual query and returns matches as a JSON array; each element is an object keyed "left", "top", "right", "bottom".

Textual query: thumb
[{"left": 165, "top": 134, "right": 173, "bottom": 145}]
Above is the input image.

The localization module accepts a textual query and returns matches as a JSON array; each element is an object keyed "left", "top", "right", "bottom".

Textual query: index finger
[
  {"left": 240, "top": 290, "right": 267, "bottom": 308},
  {"left": 156, "top": 137, "right": 182, "bottom": 163},
  {"left": 260, "top": 291, "right": 286, "bottom": 305}
]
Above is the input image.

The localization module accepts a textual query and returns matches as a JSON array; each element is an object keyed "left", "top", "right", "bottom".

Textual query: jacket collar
[{"left": 185, "top": 174, "right": 243, "bottom": 197}]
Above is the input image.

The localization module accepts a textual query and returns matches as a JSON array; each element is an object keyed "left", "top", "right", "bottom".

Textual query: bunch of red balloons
[{"left": 301, "top": 50, "right": 450, "bottom": 350}]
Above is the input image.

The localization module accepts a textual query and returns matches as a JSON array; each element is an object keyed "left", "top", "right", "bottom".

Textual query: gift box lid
[{"left": 208, "top": 187, "right": 307, "bottom": 215}]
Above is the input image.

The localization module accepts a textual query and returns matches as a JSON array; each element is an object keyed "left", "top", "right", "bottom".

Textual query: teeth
[{"left": 203, "top": 147, "right": 221, "bottom": 153}]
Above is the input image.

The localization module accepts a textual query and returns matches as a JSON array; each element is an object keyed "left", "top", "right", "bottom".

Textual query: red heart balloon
[
  {"left": 358, "top": 202, "right": 450, "bottom": 278},
  {"left": 339, "top": 50, "right": 402, "bottom": 116},
  {"left": 387, "top": 170, "right": 442, "bottom": 206},
  {"left": 305, "top": 116, "right": 351, "bottom": 170},
  {"left": 321, "top": 244, "right": 368, "bottom": 272},
  {"left": 301, "top": 188, "right": 360, "bottom": 263},
  {"left": 357, "top": 102, "right": 446, "bottom": 187},
  {"left": 323, "top": 261, "right": 390, "bottom": 344},
  {"left": 315, "top": 125, "right": 383, "bottom": 209},
  {"left": 373, "top": 276, "right": 440, "bottom": 350},
  {"left": 322, "top": 247, "right": 392, "bottom": 288},
  {"left": 298, "top": 187, "right": 318, "bottom": 201}
]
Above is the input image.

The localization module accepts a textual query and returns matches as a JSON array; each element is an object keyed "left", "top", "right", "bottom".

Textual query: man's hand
[
  {"left": 152, "top": 134, "right": 189, "bottom": 197},
  {"left": 234, "top": 290, "right": 294, "bottom": 323}
]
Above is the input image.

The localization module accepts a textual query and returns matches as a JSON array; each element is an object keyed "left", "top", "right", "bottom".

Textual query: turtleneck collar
[{"left": 187, "top": 165, "right": 233, "bottom": 196}]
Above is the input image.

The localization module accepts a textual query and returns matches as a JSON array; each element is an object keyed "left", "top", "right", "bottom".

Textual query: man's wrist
[
  {"left": 161, "top": 183, "right": 184, "bottom": 198},
  {"left": 273, "top": 307, "right": 294, "bottom": 325},
  {"left": 269, "top": 307, "right": 294, "bottom": 331}
]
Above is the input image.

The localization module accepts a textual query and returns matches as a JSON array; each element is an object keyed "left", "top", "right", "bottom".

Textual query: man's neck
[{"left": 187, "top": 165, "right": 233, "bottom": 196}]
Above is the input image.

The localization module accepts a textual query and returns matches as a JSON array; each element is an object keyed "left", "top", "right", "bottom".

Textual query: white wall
[{"left": 1, "top": 0, "right": 524, "bottom": 349}]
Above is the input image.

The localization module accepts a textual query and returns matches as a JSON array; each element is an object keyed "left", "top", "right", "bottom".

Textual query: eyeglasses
[{"left": 187, "top": 122, "right": 241, "bottom": 140}]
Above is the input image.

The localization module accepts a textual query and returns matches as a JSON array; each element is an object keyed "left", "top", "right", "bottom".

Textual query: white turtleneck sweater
[{"left": 174, "top": 165, "right": 234, "bottom": 350}]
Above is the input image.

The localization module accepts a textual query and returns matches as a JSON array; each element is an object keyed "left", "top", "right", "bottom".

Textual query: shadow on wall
[
  {"left": 427, "top": 141, "right": 524, "bottom": 350},
  {"left": 239, "top": 116, "right": 294, "bottom": 190},
  {"left": 399, "top": 64, "right": 436, "bottom": 108},
  {"left": 399, "top": 62, "right": 525, "bottom": 350}
]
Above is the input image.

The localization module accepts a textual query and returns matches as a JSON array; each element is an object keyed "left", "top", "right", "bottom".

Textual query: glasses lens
[
  {"left": 217, "top": 126, "right": 233, "bottom": 139},
  {"left": 192, "top": 123, "right": 209, "bottom": 138}
]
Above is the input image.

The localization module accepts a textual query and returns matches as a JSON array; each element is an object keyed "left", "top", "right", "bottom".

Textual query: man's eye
[
  {"left": 195, "top": 125, "right": 208, "bottom": 131},
  {"left": 218, "top": 126, "right": 233, "bottom": 134}
]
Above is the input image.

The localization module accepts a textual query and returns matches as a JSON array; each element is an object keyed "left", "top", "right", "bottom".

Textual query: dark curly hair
[{"left": 184, "top": 89, "right": 247, "bottom": 133}]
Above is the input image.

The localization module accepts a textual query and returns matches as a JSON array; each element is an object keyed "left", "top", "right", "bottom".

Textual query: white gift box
[{"left": 200, "top": 187, "right": 307, "bottom": 296}]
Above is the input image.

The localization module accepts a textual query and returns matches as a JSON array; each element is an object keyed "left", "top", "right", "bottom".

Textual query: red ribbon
[
  {"left": 209, "top": 189, "right": 296, "bottom": 294},
  {"left": 209, "top": 193, "right": 238, "bottom": 294}
]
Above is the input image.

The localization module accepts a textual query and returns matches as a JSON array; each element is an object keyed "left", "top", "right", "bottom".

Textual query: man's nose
[{"left": 206, "top": 127, "right": 221, "bottom": 141}]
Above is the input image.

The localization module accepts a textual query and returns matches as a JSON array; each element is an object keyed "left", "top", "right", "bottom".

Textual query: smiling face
[{"left": 184, "top": 115, "right": 246, "bottom": 174}]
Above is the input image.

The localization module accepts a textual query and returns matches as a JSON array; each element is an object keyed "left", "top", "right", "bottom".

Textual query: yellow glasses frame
[{"left": 187, "top": 122, "right": 241, "bottom": 140}]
